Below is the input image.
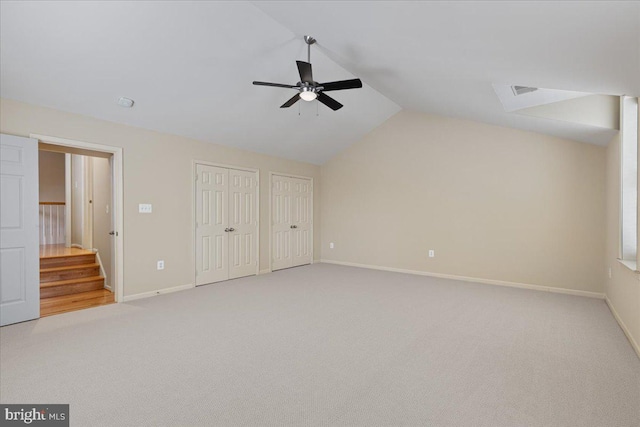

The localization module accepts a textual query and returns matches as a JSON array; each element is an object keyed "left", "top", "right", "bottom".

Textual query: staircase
[{"left": 40, "top": 247, "right": 114, "bottom": 316}]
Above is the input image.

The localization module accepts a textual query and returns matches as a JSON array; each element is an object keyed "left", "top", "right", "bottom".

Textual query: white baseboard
[
  {"left": 605, "top": 296, "right": 640, "bottom": 359},
  {"left": 320, "top": 259, "right": 605, "bottom": 299},
  {"left": 259, "top": 269, "right": 271, "bottom": 275},
  {"left": 123, "top": 283, "right": 194, "bottom": 302}
]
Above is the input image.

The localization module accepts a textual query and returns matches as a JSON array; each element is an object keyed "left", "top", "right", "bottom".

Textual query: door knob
[
  {"left": 108, "top": 231, "right": 116, "bottom": 235},
  {"left": 290, "top": 225, "right": 297, "bottom": 229},
  {"left": 229, "top": 228, "right": 235, "bottom": 232},
  {"left": 224, "top": 228, "right": 229, "bottom": 232}
]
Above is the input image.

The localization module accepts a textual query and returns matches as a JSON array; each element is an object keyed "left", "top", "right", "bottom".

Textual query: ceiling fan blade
[
  {"left": 296, "top": 61, "right": 313, "bottom": 84},
  {"left": 320, "top": 78, "right": 363, "bottom": 92},
  {"left": 253, "top": 81, "right": 298, "bottom": 89},
  {"left": 280, "top": 93, "right": 301, "bottom": 108},
  {"left": 317, "top": 92, "right": 343, "bottom": 111}
]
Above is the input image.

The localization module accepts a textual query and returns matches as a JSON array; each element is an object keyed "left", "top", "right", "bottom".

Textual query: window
[{"left": 620, "top": 96, "right": 639, "bottom": 265}]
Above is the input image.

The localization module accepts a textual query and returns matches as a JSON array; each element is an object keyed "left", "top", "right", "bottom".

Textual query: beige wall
[
  {"left": 38, "top": 150, "right": 65, "bottom": 202},
  {"left": 605, "top": 132, "right": 640, "bottom": 354},
  {"left": 0, "top": 98, "right": 321, "bottom": 297},
  {"left": 517, "top": 94, "right": 620, "bottom": 130},
  {"left": 321, "top": 111, "right": 606, "bottom": 293}
]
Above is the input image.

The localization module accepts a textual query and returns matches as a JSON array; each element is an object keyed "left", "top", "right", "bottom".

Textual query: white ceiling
[{"left": 2, "top": 1, "right": 639, "bottom": 164}]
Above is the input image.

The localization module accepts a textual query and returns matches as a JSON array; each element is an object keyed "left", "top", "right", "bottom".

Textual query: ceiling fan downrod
[{"left": 304, "top": 35, "right": 316, "bottom": 64}]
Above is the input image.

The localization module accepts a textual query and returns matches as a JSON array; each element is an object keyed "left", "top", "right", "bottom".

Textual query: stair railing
[{"left": 39, "top": 202, "right": 65, "bottom": 245}]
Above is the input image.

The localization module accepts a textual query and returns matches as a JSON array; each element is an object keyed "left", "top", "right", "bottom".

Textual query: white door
[
  {"left": 82, "top": 156, "right": 93, "bottom": 250},
  {"left": 291, "top": 177, "right": 312, "bottom": 267},
  {"left": 196, "top": 164, "right": 228, "bottom": 285},
  {"left": 1, "top": 134, "right": 40, "bottom": 326},
  {"left": 196, "top": 164, "right": 258, "bottom": 285},
  {"left": 271, "top": 175, "right": 292, "bottom": 271},
  {"left": 108, "top": 156, "right": 116, "bottom": 291},
  {"left": 271, "top": 175, "right": 313, "bottom": 271},
  {"left": 92, "top": 156, "right": 112, "bottom": 289},
  {"left": 228, "top": 169, "right": 258, "bottom": 279}
]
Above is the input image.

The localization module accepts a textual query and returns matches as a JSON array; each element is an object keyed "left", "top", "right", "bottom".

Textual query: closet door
[
  {"left": 291, "top": 177, "right": 312, "bottom": 267},
  {"left": 271, "top": 175, "right": 292, "bottom": 271},
  {"left": 228, "top": 169, "right": 258, "bottom": 279},
  {"left": 196, "top": 164, "right": 228, "bottom": 285},
  {"left": 271, "top": 174, "right": 313, "bottom": 271}
]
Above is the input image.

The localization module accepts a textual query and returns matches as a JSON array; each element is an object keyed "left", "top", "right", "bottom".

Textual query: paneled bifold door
[
  {"left": 271, "top": 174, "right": 312, "bottom": 271},
  {"left": 1, "top": 134, "right": 40, "bottom": 326},
  {"left": 196, "top": 164, "right": 257, "bottom": 286}
]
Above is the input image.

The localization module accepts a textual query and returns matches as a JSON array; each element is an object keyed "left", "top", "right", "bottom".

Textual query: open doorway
[{"left": 37, "top": 144, "right": 118, "bottom": 316}]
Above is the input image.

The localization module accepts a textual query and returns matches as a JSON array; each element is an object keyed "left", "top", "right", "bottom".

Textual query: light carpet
[{"left": 1, "top": 264, "right": 639, "bottom": 426}]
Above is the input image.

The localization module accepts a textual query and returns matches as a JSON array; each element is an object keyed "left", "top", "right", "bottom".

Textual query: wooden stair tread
[
  {"left": 40, "top": 289, "right": 114, "bottom": 317},
  {"left": 40, "top": 253, "right": 96, "bottom": 268},
  {"left": 40, "top": 252, "right": 94, "bottom": 260},
  {"left": 41, "top": 263, "right": 100, "bottom": 273},
  {"left": 40, "top": 275, "right": 104, "bottom": 288},
  {"left": 40, "top": 289, "right": 112, "bottom": 305}
]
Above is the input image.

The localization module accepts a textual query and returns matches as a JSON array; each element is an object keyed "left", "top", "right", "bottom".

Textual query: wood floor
[
  {"left": 39, "top": 244, "right": 94, "bottom": 258},
  {"left": 40, "top": 245, "right": 114, "bottom": 317}
]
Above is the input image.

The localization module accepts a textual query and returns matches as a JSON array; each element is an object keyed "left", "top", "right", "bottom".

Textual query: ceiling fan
[{"left": 253, "top": 36, "right": 363, "bottom": 111}]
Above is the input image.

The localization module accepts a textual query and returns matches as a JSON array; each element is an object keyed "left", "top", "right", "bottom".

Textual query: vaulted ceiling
[{"left": 1, "top": 1, "right": 638, "bottom": 164}]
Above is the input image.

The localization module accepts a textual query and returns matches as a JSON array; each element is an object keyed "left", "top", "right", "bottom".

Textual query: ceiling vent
[{"left": 511, "top": 86, "right": 538, "bottom": 96}]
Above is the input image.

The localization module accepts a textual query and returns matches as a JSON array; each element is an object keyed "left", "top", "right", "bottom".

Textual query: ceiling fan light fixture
[{"left": 299, "top": 87, "right": 317, "bottom": 101}]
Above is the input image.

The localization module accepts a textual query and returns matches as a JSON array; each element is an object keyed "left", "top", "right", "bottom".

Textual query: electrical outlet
[
  {"left": 139, "top": 203, "right": 152, "bottom": 213},
  {"left": 157, "top": 260, "right": 164, "bottom": 270},
  {"left": 330, "top": 242, "right": 335, "bottom": 249},
  {"left": 428, "top": 250, "right": 435, "bottom": 258}
]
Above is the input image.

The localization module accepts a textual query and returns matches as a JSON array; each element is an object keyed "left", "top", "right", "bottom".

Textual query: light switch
[{"left": 139, "top": 203, "right": 152, "bottom": 213}]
